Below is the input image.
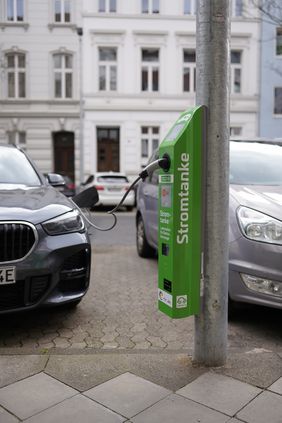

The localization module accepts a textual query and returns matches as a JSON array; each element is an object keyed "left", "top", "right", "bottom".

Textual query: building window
[
  {"left": 53, "top": 53, "right": 73, "bottom": 98},
  {"left": 184, "top": 0, "right": 196, "bottom": 15},
  {"left": 231, "top": 50, "right": 242, "bottom": 94},
  {"left": 141, "top": 0, "right": 159, "bottom": 14},
  {"left": 54, "top": 0, "right": 71, "bottom": 23},
  {"left": 232, "top": 0, "right": 243, "bottom": 17},
  {"left": 183, "top": 49, "right": 196, "bottom": 93},
  {"left": 7, "top": 0, "right": 24, "bottom": 21},
  {"left": 276, "top": 28, "right": 282, "bottom": 56},
  {"left": 7, "top": 131, "right": 26, "bottom": 148},
  {"left": 98, "top": 47, "right": 117, "bottom": 91},
  {"left": 230, "top": 127, "right": 242, "bottom": 136},
  {"left": 274, "top": 87, "right": 282, "bottom": 114},
  {"left": 141, "top": 48, "right": 159, "bottom": 92},
  {"left": 98, "top": 0, "right": 116, "bottom": 12},
  {"left": 141, "top": 126, "right": 159, "bottom": 164},
  {"left": 6, "top": 52, "right": 26, "bottom": 98}
]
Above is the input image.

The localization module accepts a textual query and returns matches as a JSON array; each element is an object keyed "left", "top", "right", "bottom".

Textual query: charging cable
[{"left": 77, "top": 155, "right": 170, "bottom": 232}]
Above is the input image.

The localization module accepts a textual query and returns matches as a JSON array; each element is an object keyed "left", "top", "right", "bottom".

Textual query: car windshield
[
  {"left": 230, "top": 142, "right": 282, "bottom": 185},
  {"left": 0, "top": 147, "right": 41, "bottom": 186},
  {"left": 97, "top": 176, "right": 128, "bottom": 183}
]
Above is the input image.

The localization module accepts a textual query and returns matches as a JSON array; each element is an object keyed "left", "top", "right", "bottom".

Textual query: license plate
[
  {"left": 0, "top": 266, "right": 16, "bottom": 285},
  {"left": 108, "top": 187, "right": 121, "bottom": 192}
]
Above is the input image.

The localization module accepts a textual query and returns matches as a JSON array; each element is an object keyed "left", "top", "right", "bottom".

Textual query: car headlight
[
  {"left": 42, "top": 210, "right": 84, "bottom": 235},
  {"left": 241, "top": 273, "right": 282, "bottom": 297},
  {"left": 237, "top": 206, "right": 282, "bottom": 245}
]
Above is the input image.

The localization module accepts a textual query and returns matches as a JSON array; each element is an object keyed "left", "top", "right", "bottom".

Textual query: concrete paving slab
[
  {"left": 0, "top": 355, "right": 48, "bottom": 388},
  {"left": 268, "top": 376, "right": 282, "bottom": 395},
  {"left": 84, "top": 372, "right": 171, "bottom": 418},
  {"left": 0, "top": 373, "right": 77, "bottom": 420},
  {"left": 177, "top": 372, "right": 261, "bottom": 416},
  {"left": 45, "top": 352, "right": 206, "bottom": 392},
  {"left": 131, "top": 394, "right": 229, "bottom": 423},
  {"left": 237, "top": 391, "right": 282, "bottom": 423},
  {"left": 215, "top": 351, "right": 282, "bottom": 388},
  {"left": 24, "top": 394, "right": 126, "bottom": 423},
  {"left": 0, "top": 407, "right": 19, "bottom": 423}
]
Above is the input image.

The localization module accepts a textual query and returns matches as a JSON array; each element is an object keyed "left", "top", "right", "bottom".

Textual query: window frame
[
  {"left": 230, "top": 126, "right": 242, "bottom": 136},
  {"left": 140, "top": 126, "right": 160, "bottom": 167},
  {"left": 53, "top": 52, "right": 73, "bottom": 99},
  {"left": 183, "top": 0, "right": 196, "bottom": 16},
  {"left": 183, "top": 48, "right": 196, "bottom": 93},
  {"left": 274, "top": 87, "right": 282, "bottom": 115},
  {"left": 98, "top": 46, "right": 118, "bottom": 92},
  {"left": 7, "top": 130, "right": 26, "bottom": 149},
  {"left": 141, "top": 0, "right": 160, "bottom": 14},
  {"left": 276, "top": 27, "right": 282, "bottom": 57},
  {"left": 231, "top": 50, "right": 242, "bottom": 94},
  {"left": 98, "top": 0, "right": 117, "bottom": 13},
  {"left": 6, "top": 0, "right": 25, "bottom": 22},
  {"left": 141, "top": 48, "right": 160, "bottom": 93},
  {"left": 231, "top": 0, "right": 243, "bottom": 17},
  {"left": 54, "top": 0, "right": 71, "bottom": 23},
  {"left": 6, "top": 51, "right": 26, "bottom": 99}
]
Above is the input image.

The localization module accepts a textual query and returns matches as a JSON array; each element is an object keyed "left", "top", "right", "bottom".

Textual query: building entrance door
[
  {"left": 53, "top": 131, "right": 75, "bottom": 180},
  {"left": 97, "top": 127, "right": 120, "bottom": 172}
]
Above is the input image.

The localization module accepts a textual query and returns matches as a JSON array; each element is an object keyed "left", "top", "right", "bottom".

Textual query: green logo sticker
[{"left": 159, "top": 174, "right": 174, "bottom": 184}]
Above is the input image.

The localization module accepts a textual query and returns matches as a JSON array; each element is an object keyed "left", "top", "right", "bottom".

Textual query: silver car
[
  {"left": 136, "top": 140, "right": 282, "bottom": 311},
  {"left": 79, "top": 172, "right": 135, "bottom": 211}
]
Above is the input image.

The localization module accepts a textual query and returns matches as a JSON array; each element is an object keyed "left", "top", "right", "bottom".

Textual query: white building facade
[
  {"left": 82, "top": 0, "right": 261, "bottom": 179},
  {"left": 0, "top": 0, "right": 261, "bottom": 183},
  {"left": 0, "top": 0, "right": 82, "bottom": 183}
]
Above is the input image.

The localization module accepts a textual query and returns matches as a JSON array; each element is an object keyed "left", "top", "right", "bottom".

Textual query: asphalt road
[
  {"left": 0, "top": 209, "right": 281, "bottom": 356},
  {"left": 88, "top": 209, "right": 136, "bottom": 246}
]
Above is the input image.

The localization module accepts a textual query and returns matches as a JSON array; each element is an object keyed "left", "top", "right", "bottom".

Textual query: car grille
[
  {"left": 0, "top": 281, "right": 25, "bottom": 310},
  {"left": 0, "top": 222, "right": 36, "bottom": 262},
  {"left": 0, "top": 275, "right": 50, "bottom": 311}
]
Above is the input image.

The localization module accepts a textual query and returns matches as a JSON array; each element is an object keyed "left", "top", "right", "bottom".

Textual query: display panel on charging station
[{"left": 158, "top": 105, "right": 206, "bottom": 318}]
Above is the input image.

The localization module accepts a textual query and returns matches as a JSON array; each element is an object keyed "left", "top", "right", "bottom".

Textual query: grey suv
[
  {"left": 0, "top": 144, "right": 97, "bottom": 313},
  {"left": 136, "top": 140, "right": 282, "bottom": 311}
]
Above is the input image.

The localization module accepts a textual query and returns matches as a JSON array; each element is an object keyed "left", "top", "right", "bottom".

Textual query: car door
[{"left": 141, "top": 167, "right": 159, "bottom": 249}]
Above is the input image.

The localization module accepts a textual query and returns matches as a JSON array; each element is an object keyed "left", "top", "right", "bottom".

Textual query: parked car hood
[
  {"left": 230, "top": 185, "right": 282, "bottom": 220},
  {"left": 0, "top": 185, "right": 73, "bottom": 224}
]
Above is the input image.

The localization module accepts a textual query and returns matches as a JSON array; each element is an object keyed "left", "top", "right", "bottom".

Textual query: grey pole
[
  {"left": 77, "top": 27, "right": 84, "bottom": 185},
  {"left": 194, "top": 0, "right": 230, "bottom": 366}
]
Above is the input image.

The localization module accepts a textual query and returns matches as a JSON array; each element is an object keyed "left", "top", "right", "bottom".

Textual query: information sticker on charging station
[{"left": 158, "top": 105, "right": 206, "bottom": 318}]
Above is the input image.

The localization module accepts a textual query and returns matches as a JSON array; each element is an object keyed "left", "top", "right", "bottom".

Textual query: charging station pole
[{"left": 194, "top": 0, "right": 230, "bottom": 366}]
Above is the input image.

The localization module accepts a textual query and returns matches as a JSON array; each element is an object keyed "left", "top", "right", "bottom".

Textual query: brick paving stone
[
  {"left": 0, "top": 245, "right": 281, "bottom": 354},
  {"left": 53, "top": 338, "right": 71, "bottom": 348}
]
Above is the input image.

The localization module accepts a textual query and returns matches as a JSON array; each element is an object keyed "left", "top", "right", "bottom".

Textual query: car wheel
[
  {"left": 228, "top": 296, "right": 240, "bottom": 320},
  {"left": 136, "top": 215, "right": 155, "bottom": 258}
]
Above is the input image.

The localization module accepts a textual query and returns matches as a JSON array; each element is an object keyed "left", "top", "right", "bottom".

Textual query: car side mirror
[
  {"left": 81, "top": 174, "right": 94, "bottom": 186},
  {"left": 46, "top": 173, "right": 66, "bottom": 187},
  {"left": 72, "top": 186, "right": 99, "bottom": 208}
]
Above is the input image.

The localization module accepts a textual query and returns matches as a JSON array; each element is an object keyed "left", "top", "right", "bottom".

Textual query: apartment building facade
[
  {"left": 259, "top": 8, "right": 282, "bottom": 137},
  {"left": 82, "top": 0, "right": 261, "bottom": 179},
  {"left": 0, "top": 0, "right": 82, "bottom": 182},
  {"left": 0, "top": 0, "right": 261, "bottom": 183}
]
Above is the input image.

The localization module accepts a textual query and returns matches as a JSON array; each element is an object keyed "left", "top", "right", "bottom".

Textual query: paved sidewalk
[{"left": 0, "top": 350, "right": 281, "bottom": 422}]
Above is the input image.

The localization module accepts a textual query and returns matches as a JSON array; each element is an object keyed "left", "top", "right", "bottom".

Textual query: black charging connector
[
  {"left": 159, "top": 153, "right": 171, "bottom": 172},
  {"left": 139, "top": 154, "right": 171, "bottom": 180},
  {"left": 78, "top": 153, "right": 171, "bottom": 231}
]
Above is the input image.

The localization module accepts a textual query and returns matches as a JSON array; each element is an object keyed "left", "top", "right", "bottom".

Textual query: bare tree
[{"left": 251, "top": 1, "right": 282, "bottom": 25}]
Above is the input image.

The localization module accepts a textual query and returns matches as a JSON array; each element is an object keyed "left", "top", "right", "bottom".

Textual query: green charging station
[{"left": 158, "top": 105, "right": 207, "bottom": 318}]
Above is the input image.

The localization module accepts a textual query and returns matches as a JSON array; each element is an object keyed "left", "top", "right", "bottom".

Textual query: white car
[{"left": 80, "top": 172, "right": 135, "bottom": 210}]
